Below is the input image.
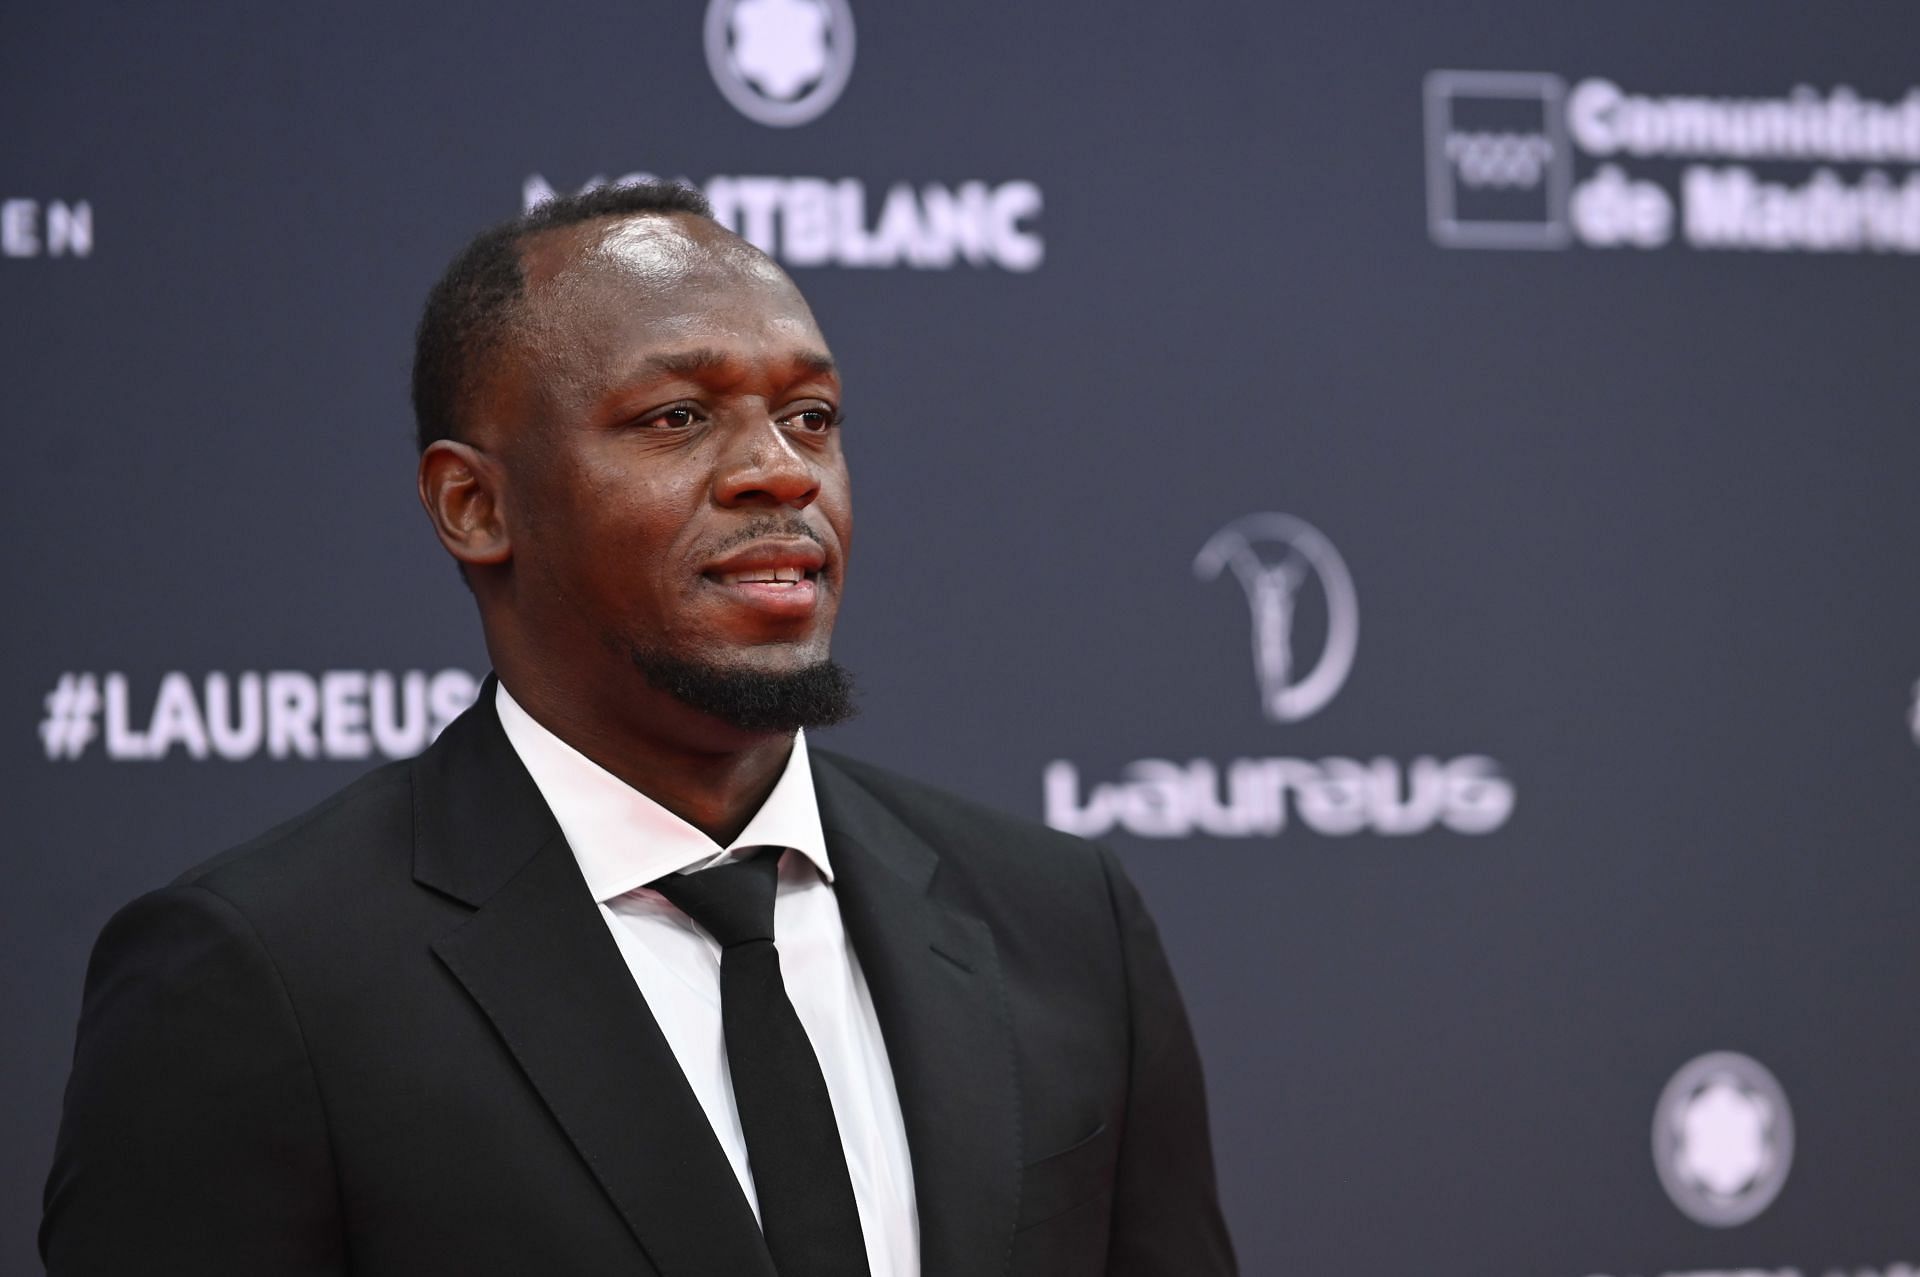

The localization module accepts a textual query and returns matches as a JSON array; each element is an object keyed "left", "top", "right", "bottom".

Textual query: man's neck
[{"left": 495, "top": 672, "right": 795, "bottom": 846}]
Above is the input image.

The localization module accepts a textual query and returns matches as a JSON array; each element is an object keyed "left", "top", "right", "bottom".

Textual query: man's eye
[
  {"left": 641, "top": 406, "right": 699, "bottom": 430},
  {"left": 786, "top": 407, "right": 839, "bottom": 433}
]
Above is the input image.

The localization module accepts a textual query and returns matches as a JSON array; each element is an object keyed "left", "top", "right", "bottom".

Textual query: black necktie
[{"left": 651, "top": 849, "right": 872, "bottom": 1277}]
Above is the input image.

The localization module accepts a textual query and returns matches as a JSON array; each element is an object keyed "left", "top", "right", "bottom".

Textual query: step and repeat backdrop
[{"left": 6, "top": 2, "right": 1918, "bottom": 1273}]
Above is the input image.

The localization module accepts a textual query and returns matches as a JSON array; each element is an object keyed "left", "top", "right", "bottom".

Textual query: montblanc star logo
[
  {"left": 1652, "top": 1051, "right": 1794, "bottom": 1228},
  {"left": 704, "top": 0, "right": 856, "bottom": 128}
]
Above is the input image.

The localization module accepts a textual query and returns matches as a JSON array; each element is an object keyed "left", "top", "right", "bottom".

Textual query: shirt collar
[{"left": 493, "top": 680, "right": 832, "bottom": 902}]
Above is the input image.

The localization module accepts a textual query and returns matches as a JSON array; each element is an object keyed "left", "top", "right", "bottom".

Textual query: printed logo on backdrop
[
  {"left": 2, "top": 198, "right": 91, "bottom": 259},
  {"left": 1579, "top": 1053, "right": 1913, "bottom": 1277},
  {"left": 38, "top": 670, "right": 479, "bottom": 762},
  {"left": 705, "top": 0, "right": 855, "bottom": 128},
  {"left": 1193, "top": 513, "right": 1358, "bottom": 722},
  {"left": 1652, "top": 1052, "right": 1794, "bottom": 1229},
  {"left": 1425, "top": 70, "right": 1920, "bottom": 253},
  {"left": 1045, "top": 513, "right": 1514, "bottom": 841},
  {"left": 524, "top": 171, "right": 1042, "bottom": 272},
  {"left": 523, "top": 2, "right": 1041, "bottom": 272},
  {"left": 1424, "top": 71, "right": 1573, "bottom": 249}
]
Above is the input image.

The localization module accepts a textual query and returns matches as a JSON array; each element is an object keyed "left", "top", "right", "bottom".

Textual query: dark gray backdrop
[{"left": 6, "top": 3, "right": 1917, "bottom": 1273}]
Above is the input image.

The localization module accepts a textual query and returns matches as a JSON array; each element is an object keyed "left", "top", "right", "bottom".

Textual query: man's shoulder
[
  {"left": 812, "top": 747, "right": 1113, "bottom": 883},
  {"left": 813, "top": 748, "right": 1082, "bottom": 842},
  {"left": 169, "top": 757, "right": 417, "bottom": 911}
]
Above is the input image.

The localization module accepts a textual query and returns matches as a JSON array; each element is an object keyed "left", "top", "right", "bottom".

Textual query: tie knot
[{"left": 651, "top": 848, "right": 781, "bottom": 947}]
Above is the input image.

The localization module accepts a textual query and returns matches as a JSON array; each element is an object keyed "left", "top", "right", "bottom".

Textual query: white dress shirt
[{"left": 493, "top": 683, "right": 919, "bottom": 1277}]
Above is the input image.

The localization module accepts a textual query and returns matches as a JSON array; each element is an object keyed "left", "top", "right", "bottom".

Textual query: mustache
[{"left": 703, "top": 516, "right": 825, "bottom": 560}]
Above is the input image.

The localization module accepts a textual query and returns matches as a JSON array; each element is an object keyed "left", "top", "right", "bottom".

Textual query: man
[{"left": 42, "top": 182, "right": 1237, "bottom": 1276}]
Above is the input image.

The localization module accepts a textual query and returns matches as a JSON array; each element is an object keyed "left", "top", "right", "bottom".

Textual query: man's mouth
[
  {"left": 712, "top": 565, "right": 813, "bottom": 587},
  {"left": 700, "top": 541, "right": 828, "bottom": 616}
]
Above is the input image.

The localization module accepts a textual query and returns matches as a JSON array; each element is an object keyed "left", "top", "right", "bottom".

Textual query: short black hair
[{"left": 410, "top": 180, "right": 715, "bottom": 453}]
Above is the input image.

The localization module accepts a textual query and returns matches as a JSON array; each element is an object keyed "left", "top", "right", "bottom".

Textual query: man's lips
[
  {"left": 701, "top": 537, "right": 827, "bottom": 579},
  {"left": 699, "top": 539, "right": 828, "bottom": 616}
]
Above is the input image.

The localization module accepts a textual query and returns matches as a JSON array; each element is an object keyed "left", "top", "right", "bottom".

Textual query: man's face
[{"left": 481, "top": 213, "right": 851, "bottom": 710}]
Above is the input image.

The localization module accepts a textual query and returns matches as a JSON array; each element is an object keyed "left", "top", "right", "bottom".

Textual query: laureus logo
[
  {"left": 1652, "top": 1051, "right": 1794, "bottom": 1228},
  {"left": 1194, "top": 513, "right": 1358, "bottom": 723},
  {"left": 704, "top": 0, "right": 856, "bottom": 128},
  {"left": 1042, "top": 510, "right": 1513, "bottom": 841}
]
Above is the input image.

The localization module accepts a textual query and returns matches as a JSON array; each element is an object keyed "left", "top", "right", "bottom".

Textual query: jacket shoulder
[
  {"left": 813, "top": 748, "right": 1111, "bottom": 877},
  {"left": 168, "top": 758, "right": 415, "bottom": 911}
]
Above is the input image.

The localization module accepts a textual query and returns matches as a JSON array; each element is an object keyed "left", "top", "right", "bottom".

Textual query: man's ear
[{"left": 418, "top": 439, "right": 511, "bottom": 568}]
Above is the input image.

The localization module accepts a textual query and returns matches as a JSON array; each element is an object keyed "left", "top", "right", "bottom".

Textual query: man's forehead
[
  {"left": 505, "top": 213, "right": 830, "bottom": 403},
  {"left": 519, "top": 211, "right": 789, "bottom": 302}
]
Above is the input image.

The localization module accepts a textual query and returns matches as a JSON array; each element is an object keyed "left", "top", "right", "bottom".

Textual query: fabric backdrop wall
[{"left": 6, "top": 3, "right": 1917, "bottom": 1273}]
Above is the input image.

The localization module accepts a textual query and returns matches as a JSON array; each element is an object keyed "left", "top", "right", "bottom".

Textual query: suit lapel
[
  {"left": 414, "top": 686, "right": 777, "bottom": 1277},
  {"left": 814, "top": 756, "right": 1021, "bottom": 1277}
]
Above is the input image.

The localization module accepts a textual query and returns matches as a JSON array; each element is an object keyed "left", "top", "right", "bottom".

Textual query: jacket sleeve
[
  {"left": 41, "top": 883, "right": 347, "bottom": 1276},
  {"left": 1096, "top": 846, "right": 1239, "bottom": 1275}
]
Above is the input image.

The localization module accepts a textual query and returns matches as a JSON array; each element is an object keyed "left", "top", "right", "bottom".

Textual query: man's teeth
[{"left": 717, "top": 567, "right": 807, "bottom": 585}]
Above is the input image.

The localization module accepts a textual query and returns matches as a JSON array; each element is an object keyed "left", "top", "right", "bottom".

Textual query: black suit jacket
[{"left": 43, "top": 690, "right": 1236, "bottom": 1276}]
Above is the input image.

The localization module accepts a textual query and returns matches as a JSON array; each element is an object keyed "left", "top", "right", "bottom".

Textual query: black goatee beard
[{"left": 626, "top": 647, "right": 858, "bottom": 734}]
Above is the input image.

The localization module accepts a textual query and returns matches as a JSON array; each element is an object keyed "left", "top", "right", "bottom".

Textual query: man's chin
[{"left": 625, "top": 645, "right": 857, "bottom": 734}]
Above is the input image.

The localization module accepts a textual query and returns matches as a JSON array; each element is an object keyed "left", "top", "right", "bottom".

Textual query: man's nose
[{"left": 713, "top": 416, "right": 821, "bottom": 509}]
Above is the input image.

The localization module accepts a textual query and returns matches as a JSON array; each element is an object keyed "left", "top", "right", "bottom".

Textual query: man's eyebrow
[
  {"left": 635, "top": 348, "right": 735, "bottom": 380},
  {"left": 632, "top": 348, "right": 839, "bottom": 381}
]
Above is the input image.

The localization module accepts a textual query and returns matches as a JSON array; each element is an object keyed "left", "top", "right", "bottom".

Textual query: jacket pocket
[{"left": 1014, "top": 1122, "right": 1113, "bottom": 1233}]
